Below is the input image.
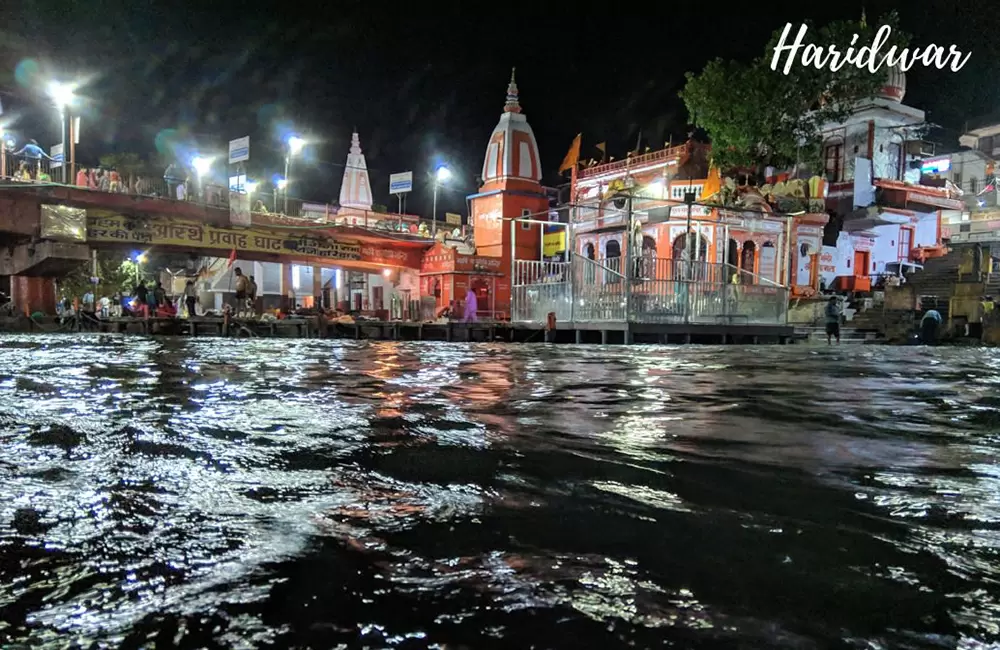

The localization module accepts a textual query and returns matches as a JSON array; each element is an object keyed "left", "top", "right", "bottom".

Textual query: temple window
[{"left": 824, "top": 140, "right": 844, "bottom": 182}]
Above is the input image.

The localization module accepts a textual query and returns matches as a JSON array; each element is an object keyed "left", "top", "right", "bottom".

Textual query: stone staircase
[{"left": 794, "top": 325, "right": 877, "bottom": 344}]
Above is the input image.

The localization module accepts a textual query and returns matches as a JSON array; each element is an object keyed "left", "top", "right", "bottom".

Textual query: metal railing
[{"left": 511, "top": 255, "right": 789, "bottom": 326}]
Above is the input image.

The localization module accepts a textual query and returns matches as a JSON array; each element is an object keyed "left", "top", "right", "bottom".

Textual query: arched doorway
[
  {"left": 726, "top": 239, "right": 739, "bottom": 274},
  {"left": 759, "top": 241, "right": 777, "bottom": 284},
  {"left": 605, "top": 239, "right": 622, "bottom": 280},
  {"left": 640, "top": 236, "right": 657, "bottom": 278},
  {"left": 584, "top": 242, "right": 596, "bottom": 284},
  {"left": 672, "top": 232, "right": 708, "bottom": 280},
  {"left": 741, "top": 241, "right": 757, "bottom": 283},
  {"left": 585, "top": 242, "right": 595, "bottom": 260}
]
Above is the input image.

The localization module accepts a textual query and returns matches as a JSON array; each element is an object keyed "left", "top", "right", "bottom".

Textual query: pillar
[
  {"left": 10, "top": 276, "right": 56, "bottom": 315},
  {"left": 281, "top": 264, "right": 293, "bottom": 312},
  {"left": 312, "top": 265, "right": 322, "bottom": 309}
]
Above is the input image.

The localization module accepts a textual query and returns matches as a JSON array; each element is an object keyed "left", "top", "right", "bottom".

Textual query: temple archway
[
  {"left": 760, "top": 241, "right": 777, "bottom": 284},
  {"left": 726, "top": 238, "right": 739, "bottom": 268},
  {"left": 585, "top": 242, "right": 595, "bottom": 260},
  {"left": 741, "top": 241, "right": 757, "bottom": 282},
  {"left": 671, "top": 232, "right": 708, "bottom": 261},
  {"left": 605, "top": 238, "right": 622, "bottom": 282}
]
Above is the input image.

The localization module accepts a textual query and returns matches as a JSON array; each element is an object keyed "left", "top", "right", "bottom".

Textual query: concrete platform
[{"left": 0, "top": 315, "right": 795, "bottom": 344}]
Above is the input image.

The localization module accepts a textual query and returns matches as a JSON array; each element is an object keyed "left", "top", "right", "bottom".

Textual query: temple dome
[
  {"left": 876, "top": 64, "right": 906, "bottom": 103},
  {"left": 480, "top": 68, "right": 542, "bottom": 186}
]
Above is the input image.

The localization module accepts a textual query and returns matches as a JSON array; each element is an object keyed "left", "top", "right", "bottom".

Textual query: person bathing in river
[
  {"left": 824, "top": 296, "right": 841, "bottom": 345},
  {"left": 248, "top": 275, "right": 258, "bottom": 313},
  {"left": 921, "top": 309, "right": 943, "bottom": 345},
  {"left": 134, "top": 281, "right": 149, "bottom": 318}
]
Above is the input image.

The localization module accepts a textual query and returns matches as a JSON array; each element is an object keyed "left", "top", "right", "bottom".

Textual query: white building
[{"left": 818, "top": 66, "right": 964, "bottom": 289}]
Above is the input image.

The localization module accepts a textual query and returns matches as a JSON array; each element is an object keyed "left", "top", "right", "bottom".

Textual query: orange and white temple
[{"left": 419, "top": 68, "right": 549, "bottom": 318}]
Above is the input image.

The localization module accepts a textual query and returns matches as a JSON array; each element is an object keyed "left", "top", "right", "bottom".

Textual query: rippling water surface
[{"left": 1, "top": 335, "right": 1000, "bottom": 649}]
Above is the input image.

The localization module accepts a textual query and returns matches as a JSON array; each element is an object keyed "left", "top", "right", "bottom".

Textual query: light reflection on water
[{"left": 0, "top": 335, "right": 999, "bottom": 648}]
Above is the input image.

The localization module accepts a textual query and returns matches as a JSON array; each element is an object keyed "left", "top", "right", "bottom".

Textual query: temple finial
[
  {"left": 350, "top": 130, "right": 362, "bottom": 155},
  {"left": 504, "top": 67, "right": 521, "bottom": 114}
]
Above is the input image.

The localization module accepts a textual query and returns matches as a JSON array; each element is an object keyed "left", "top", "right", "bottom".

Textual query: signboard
[
  {"left": 228, "top": 136, "right": 250, "bottom": 164},
  {"left": 228, "top": 174, "right": 247, "bottom": 192},
  {"left": 40, "top": 204, "right": 86, "bottom": 242},
  {"left": 389, "top": 171, "right": 413, "bottom": 194},
  {"left": 85, "top": 214, "right": 424, "bottom": 268},
  {"left": 444, "top": 212, "right": 462, "bottom": 226},
  {"left": 229, "top": 191, "right": 251, "bottom": 227},
  {"left": 543, "top": 228, "right": 567, "bottom": 257},
  {"left": 921, "top": 158, "right": 951, "bottom": 174},
  {"left": 50, "top": 143, "right": 64, "bottom": 163}
]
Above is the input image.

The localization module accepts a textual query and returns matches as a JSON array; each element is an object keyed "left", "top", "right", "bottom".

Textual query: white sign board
[
  {"left": 50, "top": 143, "right": 64, "bottom": 163},
  {"left": 389, "top": 171, "right": 413, "bottom": 195},
  {"left": 228, "top": 136, "right": 250, "bottom": 164}
]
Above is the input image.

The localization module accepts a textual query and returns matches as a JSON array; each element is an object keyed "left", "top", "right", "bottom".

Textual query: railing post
[
  {"left": 624, "top": 196, "right": 633, "bottom": 323},
  {"left": 569, "top": 253, "right": 576, "bottom": 325}
]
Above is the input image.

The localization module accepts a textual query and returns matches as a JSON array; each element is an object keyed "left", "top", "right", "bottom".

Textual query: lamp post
[
  {"left": 47, "top": 82, "right": 74, "bottom": 183},
  {"left": 432, "top": 164, "right": 451, "bottom": 236},
  {"left": 284, "top": 136, "right": 304, "bottom": 214},
  {"left": 192, "top": 156, "right": 211, "bottom": 203},
  {"left": 275, "top": 178, "right": 287, "bottom": 212}
]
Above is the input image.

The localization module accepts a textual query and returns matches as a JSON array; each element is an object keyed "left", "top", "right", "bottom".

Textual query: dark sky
[{"left": 0, "top": 0, "right": 994, "bottom": 217}]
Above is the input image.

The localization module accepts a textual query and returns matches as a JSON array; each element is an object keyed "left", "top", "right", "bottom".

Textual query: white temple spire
[{"left": 339, "top": 130, "right": 373, "bottom": 210}]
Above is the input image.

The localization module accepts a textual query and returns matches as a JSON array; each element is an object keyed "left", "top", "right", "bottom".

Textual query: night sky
[{"left": 0, "top": 0, "right": 994, "bottom": 217}]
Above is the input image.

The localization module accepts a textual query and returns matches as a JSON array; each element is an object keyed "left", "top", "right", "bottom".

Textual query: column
[
  {"left": 312, "top": 265, "right": 322, "bottom": 309},
  {"left": 281, "top": 264, "right": 293, "bottom": 312}
]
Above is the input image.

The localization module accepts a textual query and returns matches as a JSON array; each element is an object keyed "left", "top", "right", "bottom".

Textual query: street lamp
[
  {"left": 432, "top": 164, "right": 451, "bottom": 236},
  {"left": 192, "top": 156, "right": 211, "bottom": 202},
  {"left": 47, "top": 81, "right": 75, "bottom": 183},
  {"left": 284, "top": 135, "right": 305, "bottom": 214},
  {"left": 246, "top": 180, "right": 259, "bottom": 211},
  {"left": 275, "top": 177, "right": 287, "bottom": 212}
]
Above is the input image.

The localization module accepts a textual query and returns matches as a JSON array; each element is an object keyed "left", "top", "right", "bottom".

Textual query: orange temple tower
[{"left": 469, "top": 68, "right": 549, "bottom": 261}]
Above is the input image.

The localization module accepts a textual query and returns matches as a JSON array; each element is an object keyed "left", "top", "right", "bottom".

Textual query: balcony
[{"left": 578, "top": 144, "right": 690, "bottom": 182}]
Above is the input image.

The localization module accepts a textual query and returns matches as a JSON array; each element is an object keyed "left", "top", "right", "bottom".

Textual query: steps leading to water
[{"left": 794, "top": 326, "right": 877, "bottom": 344}]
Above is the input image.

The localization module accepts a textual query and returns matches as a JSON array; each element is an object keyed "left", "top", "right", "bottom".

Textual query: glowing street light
[
  {"left": 47, "top": 81, "right": 76, "bottom": 183},
  {"left": 283, "top": 135, "right": 305, "bottom": 214},
  {"left": 192, "top": 156, "right": 212, "bottom": 203},
  {"left": 47, "top": 81, "right": 75, "bottom": 109},
  {"left": 275, "top": 177, "right": 287, "bottom": 212},
  {"left": 432, "top": 164, "right": 451, "bottom": 236}
]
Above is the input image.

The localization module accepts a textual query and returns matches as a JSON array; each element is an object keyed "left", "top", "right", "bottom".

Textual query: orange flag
[
  {"left": 559, "top": 133, "right": 582, "bottom": 174},
  {"left": 226, "top": 248, "right": 237, "bottom": 268}
]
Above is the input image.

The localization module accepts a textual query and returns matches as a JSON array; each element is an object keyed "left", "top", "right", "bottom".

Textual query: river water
[{"left": 0, "top": 335, "right": 998, "bottom": 649}]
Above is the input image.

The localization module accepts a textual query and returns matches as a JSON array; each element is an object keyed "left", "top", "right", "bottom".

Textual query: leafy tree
[
  {"left": 57, "top": 252, "right": 143, "bottom": 300},
  {"left": 681, "top": 12, "right": 909, "bottom": 176}
]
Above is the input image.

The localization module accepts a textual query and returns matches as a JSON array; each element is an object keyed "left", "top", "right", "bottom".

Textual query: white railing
[{"left": 511, "top": 256, "right": 789, "bottom": 326}]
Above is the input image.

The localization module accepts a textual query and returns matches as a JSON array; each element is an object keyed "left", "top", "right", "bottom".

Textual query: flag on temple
[
  {"left": 559, "top": 133, "right": 582, "bottom": 173},
  {"left": 595, "top": 142, "right": 607, "bottom": 161},
  {"left": 226, "top": 248, "right": 237, "bottom": 268}
]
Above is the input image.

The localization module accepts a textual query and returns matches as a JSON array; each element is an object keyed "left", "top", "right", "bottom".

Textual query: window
[
  {"left": 521, "top": 208, "right": 532, "bottom": 230},
  {"left": 980, "top": 136, "right": 994, "bottom": 154},
  {"left": 886, "top": 141, "right": 902, "bottom": 180},
  {"left": 824, "top": 142, "right": 843, "bottom": 182},
  {"left": 953, "top": 171, "right": 963, "bottom": 188}
]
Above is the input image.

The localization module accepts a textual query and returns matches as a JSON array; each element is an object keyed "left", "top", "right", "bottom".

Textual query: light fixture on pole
[
  {"left": 432, "top": 164, "right": 451, "bottom": 236},
  {"left": 246, "top": 180, "right": 259, "bottom": 211},
  {"left": 192, "top": 156, "right": 212, "bottom": 202},
  {"left": 275, "top": 178, "right": 287, "bottom": 212},
  {"left": 284, "top": 136, "right": 304, "bottom": 214},
  {"left": 46, "top": 81, "right": 75, "bottom": 183}
]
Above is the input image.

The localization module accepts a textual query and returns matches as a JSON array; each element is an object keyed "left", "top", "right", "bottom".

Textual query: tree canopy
[{"left": 681, "top": 12, "right": 909, "bottom": 175}]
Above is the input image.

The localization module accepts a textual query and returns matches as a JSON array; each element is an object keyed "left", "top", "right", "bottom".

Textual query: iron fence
[{"left": 511, "top": 255, "right": 788, "bottom": 326}]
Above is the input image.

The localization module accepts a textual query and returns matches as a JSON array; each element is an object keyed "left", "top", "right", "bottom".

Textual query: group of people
[{"left": 232, "top": 267, "right": 259, "bottom": 315}]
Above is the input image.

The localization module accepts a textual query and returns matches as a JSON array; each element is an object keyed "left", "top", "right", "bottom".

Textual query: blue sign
[{"left": 389, "top": 171, "right": 413, "bottom": 194}]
